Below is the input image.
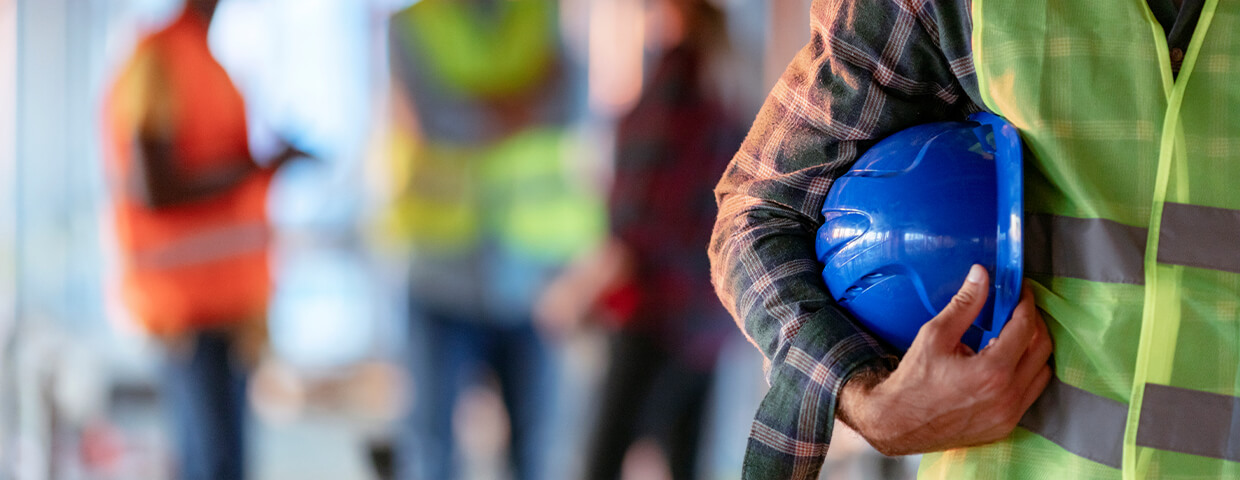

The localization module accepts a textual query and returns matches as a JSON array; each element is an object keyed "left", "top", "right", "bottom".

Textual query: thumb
[{"left": 924, "top": 264, "right": 989, "bottom": 350}]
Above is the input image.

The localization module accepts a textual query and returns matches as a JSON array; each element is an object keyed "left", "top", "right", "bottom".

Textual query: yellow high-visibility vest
[{"left": 920, "top": 1, "right": 1240, "bottom": 478}]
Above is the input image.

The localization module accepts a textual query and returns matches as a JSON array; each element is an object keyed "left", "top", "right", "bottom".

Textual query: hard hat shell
[{"left": 816, "top": 112, "right": 1023, "bottom": 352}]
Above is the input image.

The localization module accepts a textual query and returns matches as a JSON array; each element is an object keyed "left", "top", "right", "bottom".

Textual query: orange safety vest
[{"left": 103, "top": 9, "right": 271, "bottom": 335}]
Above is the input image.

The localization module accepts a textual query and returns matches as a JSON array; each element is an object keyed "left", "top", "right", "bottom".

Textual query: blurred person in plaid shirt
[{"left": 536, "top": 0, "right": 743, "bottom": 477}]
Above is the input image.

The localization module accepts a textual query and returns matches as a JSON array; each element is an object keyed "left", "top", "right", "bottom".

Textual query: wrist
[
  {"left": 266, "top": 151, "right": 291, "bottom": 170},
  {"left": 836, "top": 365, "right": 890, "bottom": 432}
]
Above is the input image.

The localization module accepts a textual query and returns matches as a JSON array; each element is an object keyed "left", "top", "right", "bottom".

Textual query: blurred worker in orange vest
[{"left": 102, "top": 0, "right": 308, "bottom": 478}]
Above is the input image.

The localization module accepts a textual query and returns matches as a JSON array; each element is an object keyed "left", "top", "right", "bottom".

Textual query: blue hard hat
[{"left": 816, "top": 112, "right": 1024, "bottom": 352}]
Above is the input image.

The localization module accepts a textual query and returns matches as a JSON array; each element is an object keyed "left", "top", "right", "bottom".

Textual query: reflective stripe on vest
[
  {"left": 1156, "top": 203, "right": 1240, "bottom": 274},
  {"left": 129, "top": 221, "right": 268, "bottom": 270},
  {"left": 1025, "top": 214, "right": 1147, "bottom": 285},
  {"left": 1021, "top": 377, "right": 1240, "bottom": 469},
  {"left": 1026, "top": 204, "right": 1240, "bottom": 284}
]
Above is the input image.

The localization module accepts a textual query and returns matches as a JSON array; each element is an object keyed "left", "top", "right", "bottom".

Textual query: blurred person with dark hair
[
  {"left": 383, "top": 0, "right": 601, "bottom": 479},
  {"left": 101, "top": 0, "right": 307, "bottom": 478},
  {"left": 537, "top": 0, "right": 743, "bottom": 478}
]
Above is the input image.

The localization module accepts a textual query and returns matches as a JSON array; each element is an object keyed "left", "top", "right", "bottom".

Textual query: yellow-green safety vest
[
  {"left": 401, "top": 0, "right": 555, "bottom": 99},
  {"left": 386, "top": 127, "right": 604, "bottom": 262},
  {"left": 920, "top": 1, "right": 1240, "bottom": 478},
  {"left": 384, "top": 0, "right": 603, "bottom": 262}
]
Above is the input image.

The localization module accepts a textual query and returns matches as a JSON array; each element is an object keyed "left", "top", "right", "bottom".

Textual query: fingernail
[{"left": 966, "top": 265, "right": 983, "bottom": 284}]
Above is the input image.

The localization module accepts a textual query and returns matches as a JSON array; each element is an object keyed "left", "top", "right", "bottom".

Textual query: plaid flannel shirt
[
  {"left": 610, "top": 45, "right": 740, "bottom": 363},
  {"left": 709, "top": 0, "right": 1199, "bottom": 477}
]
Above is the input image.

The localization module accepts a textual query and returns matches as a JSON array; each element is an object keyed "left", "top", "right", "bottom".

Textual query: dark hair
[{"left": 678, "top": 0, "right": 728, "bottom": 51}]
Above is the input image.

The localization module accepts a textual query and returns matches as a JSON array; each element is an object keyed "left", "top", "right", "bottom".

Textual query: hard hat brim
[{"left": 970, "top": 111, "right": 1025, "bottom": 349}]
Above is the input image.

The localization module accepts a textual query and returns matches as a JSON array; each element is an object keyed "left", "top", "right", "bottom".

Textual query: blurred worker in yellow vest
[{"left": 383, "top": 0, "right": 602, "bottom": 478}]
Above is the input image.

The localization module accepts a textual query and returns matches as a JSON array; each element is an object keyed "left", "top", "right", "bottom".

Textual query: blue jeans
[
  {"left": 161, "top": 330, "right": 248, "bottom": 480},
  {"left": 398, "top": 311, "right": 555, "bottom": 480}
]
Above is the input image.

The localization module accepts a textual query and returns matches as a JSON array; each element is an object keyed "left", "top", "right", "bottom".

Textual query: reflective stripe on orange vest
[{"left": 128, "top": 220, "right": 268, "bottom": 271}]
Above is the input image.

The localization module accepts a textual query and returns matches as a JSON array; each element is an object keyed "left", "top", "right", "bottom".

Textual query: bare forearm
[{"left": 836, "top": 365, "right": 892, "bottom": 428}]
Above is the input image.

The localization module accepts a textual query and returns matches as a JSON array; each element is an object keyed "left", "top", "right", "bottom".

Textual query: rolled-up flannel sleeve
[{"left": 708, "top": 0, "right": 977, "bottom": 477}]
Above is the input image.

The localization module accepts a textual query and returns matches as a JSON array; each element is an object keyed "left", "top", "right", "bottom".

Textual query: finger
[
  {"left": 1018, "top": 364, "right": 1053, "bottom": 415},
  {"left": 983, "top": 285, "right": 1040, "bottom": 368},
  {"left": 1011, "top": 310, "right": 1054, "bottom": 387},
  {"left": 924, "top": 264, "right": 990, "bottom": 350}
]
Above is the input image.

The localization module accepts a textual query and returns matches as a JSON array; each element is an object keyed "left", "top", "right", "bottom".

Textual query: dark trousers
[
  {"left": 399, "top": 311, "right": 554, "bottom": 480},
  {"left": 583, "top": 330, "right": 714, "bottom": 480},
  {"left": 161, "top": 330, "right": 248, "bottom": 480}
]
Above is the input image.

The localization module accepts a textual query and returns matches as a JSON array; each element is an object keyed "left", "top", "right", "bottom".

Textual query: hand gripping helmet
[{"left": 816, "top": 112, "right": 1024, "bottom": 352}]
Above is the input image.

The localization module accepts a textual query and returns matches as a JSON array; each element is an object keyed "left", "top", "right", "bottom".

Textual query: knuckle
[
  {"left": 1035, "top": 365, "right": 1054, "bottom": 386},
  {"left": 997, "top": 413, "right": 1021, "bottom": 433},
  {"left": 992, "top": 384, "right": 1021, "bottom": 411},
  {"left": 983, "top": 402, "right": 1022, "bottom": 432},
  {"left": 1002, "top": 389, "right": 1024, "bottom": 412},
  {"left": 976, "top": 367, "right": 1010, "bottom": 394},
  {"left": 999, "top": 382, "right": 1035, "bottom": 423},
  {"left": 1003, "top": 401, "right": 1027, "bottom": 428},
  {"left": 1010, "top": 304, "right": 1032, "bottom": 322},
  {"left": 981, "top": 410, "right": 1010, "bottom": 432},
  {"left": 952, "top": 289, "right": 979, "bottom": 306},
  {"left": 1036, "top": 336, "right": 1055, "bottom": 357}
]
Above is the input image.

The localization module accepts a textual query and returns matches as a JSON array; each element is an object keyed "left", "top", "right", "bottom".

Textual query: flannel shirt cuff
[{"left": 741, "top": 309, "right": 898, "bottom": 479}]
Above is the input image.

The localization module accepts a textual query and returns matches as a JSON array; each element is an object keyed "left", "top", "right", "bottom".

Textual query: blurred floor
[
  {"left": 74, "top": 358, "right": 400, "bottom": 480},
  {"left": 21, "top": 326, "right": 913, "bottom": 480},
  {"left": 253, "top": 414, "right": 374, "bottom": 480}
]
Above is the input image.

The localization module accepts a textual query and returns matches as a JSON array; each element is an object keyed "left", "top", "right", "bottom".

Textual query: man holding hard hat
[{"left": 710, "top": 0, "right": 1239, "bottom": 478}]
